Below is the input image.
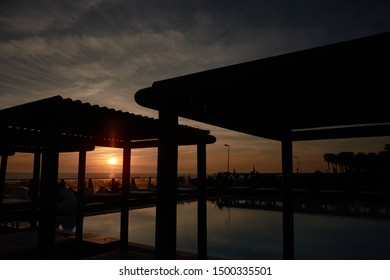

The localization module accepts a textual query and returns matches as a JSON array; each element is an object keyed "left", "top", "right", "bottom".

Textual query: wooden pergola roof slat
[{"left": 0, "top": 95, "right": 216, "bottom": 153}]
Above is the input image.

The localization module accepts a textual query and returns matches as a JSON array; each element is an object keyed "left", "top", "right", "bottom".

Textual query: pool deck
[
  {"left": 0, "top": 227, "right": 202, "bottom": 260},
  {"left": 0, "top": 188, "right": 211, "bottom": 260}
]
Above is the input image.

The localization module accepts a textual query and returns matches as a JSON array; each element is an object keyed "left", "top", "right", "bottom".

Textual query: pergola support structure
[
  {"left": 134, "top": 31, "right": 390, "bottom": 261},
  {"left": 75, "top": 149, "right": 87, "bottom": 246},
  {"left": 0, "top": 95, "right": 216, "bottom": 259},
  {"left": 197, "top": 143, "right": 207, "bottom": 259},
  {"left": 30, "top": 151, "right": 41, "bottom": 228},
  {"left": 0, "top": 153, "right": 9, "bottom": 212},
  {"left": 37, "top": 140, "right": 59, "bottom": 258},
  {"left": 281, "top": 129, "right": 294, "bottom": 260},
  {"left": 120, "top": 145, "right": 131, "bottom": 248},
  {"left": 155, "top": 110, "right": 178, "bottom": 259}
]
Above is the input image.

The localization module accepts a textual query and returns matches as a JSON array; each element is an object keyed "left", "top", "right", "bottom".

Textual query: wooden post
[
  {"left": 120, "top": 145, "right": 131, "bottom": 248},
  {"left": 37, "top": 143, "right": 59, "bottom": 258},
  {"left": 197, "top": 143, "right": 207, "bottom": 259},
  {"left": 75, "top": 149, "right": 87, "bottom": 245},
  {"left": 0, "top": 153, "right": 9, "bottom": 211},
  {"left": 281, "top": 129, "right": 294, "bottom": 260},
  {"left": 155, "top": 110, "right": 178, "bottom": 259},
  {"left": 30, "top": 151, "right": 41, "bottom": 228}
]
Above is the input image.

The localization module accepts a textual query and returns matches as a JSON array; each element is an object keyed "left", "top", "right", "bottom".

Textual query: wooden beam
[
  {"left": 281, "top": 129, "right": 294, "bottom": 260},
  {"left": 30, "top": 152, "right": 41, "bottom": 228},
  {"left": 197, "top": 143, "right": 207, "bottom": 259},
  {"left": 0, "top": 154, "right": 9, "bottom": 210},
  {"left": 37, "top": 141, "right": 59, "bottom": 258},
  {"left": 120, "top": 145, "right": 131, "bottom": 248},
  {"left": 155, "top": 110, "right": 178, "bottom": 259},
  {"left": 75, "top": 149, "right": 87, "bottom": 245},
  {"left": 292, "top": 123, "right": 390, "bottom": 141}
]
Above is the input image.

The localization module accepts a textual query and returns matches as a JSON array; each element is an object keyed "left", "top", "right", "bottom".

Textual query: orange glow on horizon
[{"left": 4, "top": 137, "right": 390, "bottom": 175}]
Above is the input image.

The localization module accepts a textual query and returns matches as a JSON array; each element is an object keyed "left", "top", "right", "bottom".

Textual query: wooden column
[
  {"left": 37, "top": 143, "right": 59, "bottom": 258},
  {"left": 281, "top": 129, "right": 294, "bottom": 260},
  {"left": 120, "top": 145, "right": 131, "bottom": 248},
  {"left": 0, "top": 153, "right": 9, "bottom": 210},
  {"left": 30, "top": 151, "right": 41, "bottom": 228},
  {"left": 197, "top": 143, "right": 207, "bottom": 259},
  {"left": 155, "top": 110, "right": 178, "bottom": 259},
  {"left": 75, "top": 149, "right": 87, "bottom": 244}
]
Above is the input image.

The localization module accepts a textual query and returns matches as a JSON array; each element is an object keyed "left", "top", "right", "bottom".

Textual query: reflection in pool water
[{"left": 83, "top": 199, "right": 390, "bottom": 259}]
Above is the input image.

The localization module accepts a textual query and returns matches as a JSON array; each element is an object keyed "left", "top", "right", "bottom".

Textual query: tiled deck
[{"left": 0, "top": 227, "right": 201, "bottom": 260}]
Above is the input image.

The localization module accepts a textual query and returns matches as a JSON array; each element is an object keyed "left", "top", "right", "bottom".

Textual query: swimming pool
[{"left": 82, "top": 198, "right": 390, "bottom": 259}]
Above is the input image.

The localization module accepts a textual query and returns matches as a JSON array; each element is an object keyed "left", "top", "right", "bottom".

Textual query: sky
[{"left": 1, "top": 0, "right": 390, "bottom": 176}]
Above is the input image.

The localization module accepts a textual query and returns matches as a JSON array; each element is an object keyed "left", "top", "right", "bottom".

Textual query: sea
[
  {"left": 4, "top": 172, "right": 159, "bottom": 192},
  {"left": 4, "top": 172, "right": 158, "bottom": 180}
]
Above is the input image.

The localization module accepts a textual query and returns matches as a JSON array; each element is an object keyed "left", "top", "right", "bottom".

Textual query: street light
[
  {"left": 224, "top": 144, "right": 230, "bottom": 173},
  {"left": 294, "top": 156, "right": 300, "bottom": 173}
]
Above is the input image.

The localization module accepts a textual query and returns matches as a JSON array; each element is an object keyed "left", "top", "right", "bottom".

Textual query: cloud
[
  {"left": 3, "top": 0, "right": 389, "bottom": 103},
  {"left": 0, "top": 0, "right": 104, "bottom": 34},
  {"left": 1, "top": 27, "right": 293, "bottom": 113},
  {"left": 2, "top": 0, "right": 390, "bottom": 173}
]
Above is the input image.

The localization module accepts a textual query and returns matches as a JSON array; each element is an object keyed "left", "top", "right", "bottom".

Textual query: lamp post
[
  {"left": 294, "top": 156, "right": 300, "bottom": 173},
  {"left": 224, "top": 144, "right": 230, "bottom": 173}
]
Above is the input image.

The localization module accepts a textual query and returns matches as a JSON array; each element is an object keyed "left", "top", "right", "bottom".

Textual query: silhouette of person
[
  {"left": 85, "top": 178, "right": 94, "bottom": 195},
  {"left": 56, "top": 179, "right": 77, "bottom": 231}
]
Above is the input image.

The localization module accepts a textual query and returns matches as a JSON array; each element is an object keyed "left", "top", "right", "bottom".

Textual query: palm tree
[
  {"left": 323, "top": 153, "right": 333, "bottom": 173},
  {"left": 323, "top": 153, "right": 338, "bottom": 173},
  {"left": 337, "top": 152, "right": 355, "bottom": 173},
  {"left": 353, "top": 152, "right": 366, "bottom": 173}
]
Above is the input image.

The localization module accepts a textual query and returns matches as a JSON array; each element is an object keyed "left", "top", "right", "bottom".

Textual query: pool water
[{"left": 82, "top": 199, "right": 390, "bottom": 259}]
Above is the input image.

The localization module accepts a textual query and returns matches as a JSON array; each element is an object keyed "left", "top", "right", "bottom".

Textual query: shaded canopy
[
  {"left": 134, "top": 31, "right": 390, "bottom": 261},
  {"left": 135, "top": 31, "right": 390, "bottom": 141},
  {"left": 0, "top": 95, "right": 216, "bottom": 154}
]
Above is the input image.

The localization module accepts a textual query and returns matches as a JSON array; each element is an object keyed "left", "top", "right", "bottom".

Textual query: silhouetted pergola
[
  {"left": 135, "top": 31, "right": 390, "bottom": 259},
  {"left": 0, "top": 95, "right": 216, "bottom": 258}
]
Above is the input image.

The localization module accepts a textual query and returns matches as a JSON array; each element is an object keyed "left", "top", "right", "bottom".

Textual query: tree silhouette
[
  {"left": 323, "top": 153, "right": 338, "bottom": 173},
  {"left": 337, "top": 152, "right": 355, "bottom": 173},
  {"left": 323, "top": 153, "right": 332, "bottom": 173},
  {"left": 323, "top": 144, "right": 390, "bottom": 174}
]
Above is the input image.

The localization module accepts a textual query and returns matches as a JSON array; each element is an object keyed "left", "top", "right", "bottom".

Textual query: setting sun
[{"left": 108, "top": 157, "right": 118, "bottom": 165}]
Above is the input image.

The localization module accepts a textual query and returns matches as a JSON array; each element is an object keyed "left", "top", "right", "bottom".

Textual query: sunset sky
[{"left": 1, "top": 0, "right": 390, "bottom": 176}]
